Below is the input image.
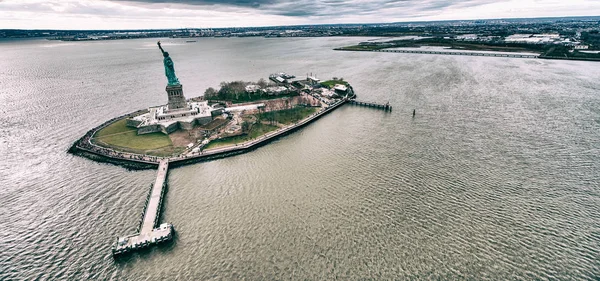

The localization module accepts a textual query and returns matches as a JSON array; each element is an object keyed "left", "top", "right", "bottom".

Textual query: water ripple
[{"left": 1, "top": 38, "right": 599, "bottom": 280}]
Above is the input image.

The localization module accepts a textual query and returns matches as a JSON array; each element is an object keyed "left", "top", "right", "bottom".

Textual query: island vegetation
[
  {"left": 320, "top": 79, "right": 349, "bottom": 89},
  {"left": 259, "top": 106, "right": 318, "bottom": 125},
  {"left": 204, "top": 79, "right": 299, "bottom": 103},
  {"left": 203, "top": 106, "right": 319, "bottom": 150},
  {"left": 203, "top": 123, "right": 279, "bottom": 150},
  {"left": 92, "top": 119, "right": 184, "bottom": 157}
]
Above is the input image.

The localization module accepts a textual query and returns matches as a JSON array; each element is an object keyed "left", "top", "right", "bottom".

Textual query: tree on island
[
  {"left": 257, "top": 78, "right": 268, "bottom": 88},
  {"left": 241, "top": 121, "right": 250, "bottom": 133},
  {"left": 203, "top": 79, "right": 298, "bottom": 102},
  {"left": 204, "top": 87, "right": 217, "bottom": 97}
]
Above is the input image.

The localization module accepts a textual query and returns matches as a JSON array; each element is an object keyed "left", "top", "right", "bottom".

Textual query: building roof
[{"left": 334, "top": 84, "right": 348, "bottom": 92}]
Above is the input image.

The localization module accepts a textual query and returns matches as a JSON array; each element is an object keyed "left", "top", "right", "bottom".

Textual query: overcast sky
[{"left": 1, "top": 0, "right": 599, "bottom": 30}]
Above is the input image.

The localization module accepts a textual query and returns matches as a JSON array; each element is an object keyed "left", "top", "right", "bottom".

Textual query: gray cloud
[
  {"left": 109, "top": 0, "right": 502, "bottom": 18},
  {"left": 4, "top": 0, "right": 598, "bottom": 29},
  {"left": 111, "top": 0, "right": 275, "bottom": 8}
]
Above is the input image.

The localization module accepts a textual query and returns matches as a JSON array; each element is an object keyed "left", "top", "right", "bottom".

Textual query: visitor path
[
  {"left": 112, "top": 159, "right": 173, "bottom": 255},
  {"left": 348, "top": 100, "right": 392, "bottom": 111},
  {"left": 141, "top": 159, "right": 169, "bottom": 233}
]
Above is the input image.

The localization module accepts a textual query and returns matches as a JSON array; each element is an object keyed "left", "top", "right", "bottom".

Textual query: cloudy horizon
[{"left": 1, "top": 0, "right": 599, "bottom": 30}]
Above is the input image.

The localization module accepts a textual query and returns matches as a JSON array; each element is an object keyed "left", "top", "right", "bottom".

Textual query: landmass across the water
[
  {"left": 334, "top": 36, "right": 600, "bottom": 61},
  {"left": 4, "top": 16, "right": 599, "bottom": 62}
]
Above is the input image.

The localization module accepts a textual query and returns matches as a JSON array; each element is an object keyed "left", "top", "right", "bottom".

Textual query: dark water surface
[{"left": 1, "top": 37, "right": 599, "bottom": 280}]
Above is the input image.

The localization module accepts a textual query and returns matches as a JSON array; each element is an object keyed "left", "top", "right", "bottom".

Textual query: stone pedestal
[{"left": 166, "top": 84, "right": 187, "bottom": 111}]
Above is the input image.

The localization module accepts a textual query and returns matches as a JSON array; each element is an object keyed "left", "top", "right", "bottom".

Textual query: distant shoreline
[{"left": 334, "top": 47, "right": 600, "bottom": 62}]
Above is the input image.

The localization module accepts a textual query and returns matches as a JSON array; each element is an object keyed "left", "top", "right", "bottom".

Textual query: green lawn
[
  {"left": 96, "top": 130, "right": 171, "bottom": 150},
  {"left": 95, "top": 119, "right": 136, "bottom": 137},
  {"left": 258, "top": 107, "right": 318, "bottom": 125},
  {"left": 320, "top": 79, "right": 349, "bottom": 89},
  {"left": 204, "top": 123, "right": 279, "bottom": 150},
  {"left": 248, "top": 123, "right": 280, "bottom": 138},
  {"left": 93, "top": 118, "right": 181, "bottom": 157}
]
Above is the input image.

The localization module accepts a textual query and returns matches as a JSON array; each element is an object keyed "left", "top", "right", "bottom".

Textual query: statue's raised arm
[{"left": 157, "top": 41, "right": 166, "bottom": 55}]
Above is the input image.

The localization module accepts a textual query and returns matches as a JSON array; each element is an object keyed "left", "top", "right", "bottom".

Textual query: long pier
[
  {"left": 375, "top": 49, "right": 539, "bottom": 58},
  {"left": 112, "top": 159, "right": 173, "bottom": 256},
  {"left": 349, "top": 100, "right": 392, "bottom": 111}
]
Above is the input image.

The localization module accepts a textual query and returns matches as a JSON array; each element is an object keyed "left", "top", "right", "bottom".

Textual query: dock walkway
[
  {"left": 349, "top": 100, "right": 392, "bottom": 111},
  {"left": 141, "top": 160, "right": 169, "bottom": 233},
  {"left": 112, "top": 159, "right": 173, "bottom": 256},
  {"left": 375, "top": 49, "right": 539, "bottom": 58}
]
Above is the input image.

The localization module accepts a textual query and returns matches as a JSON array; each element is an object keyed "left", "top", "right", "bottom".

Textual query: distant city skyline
[{"left": 1, "top": 0, "right": 599, "bottom": 30}]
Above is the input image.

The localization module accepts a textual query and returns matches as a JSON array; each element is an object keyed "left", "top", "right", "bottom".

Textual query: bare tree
[
  {"left": 204, "top": 87, "right": 217, "bottom": 98},
  {"left": 257, "top": 78, "right": 267, "bottom": 88},
  {"left": 241, "top": 121, "right": 250, "bottom": 133}
]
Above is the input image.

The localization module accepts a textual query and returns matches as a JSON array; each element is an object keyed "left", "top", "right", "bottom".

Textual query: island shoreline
[{"left": 68, "top": 98, "right": 349, "bottom": 170}]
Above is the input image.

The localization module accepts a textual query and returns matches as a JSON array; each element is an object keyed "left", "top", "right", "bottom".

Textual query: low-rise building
[
  {"left": 245, "top": 84, "right": 262, "bottom": 93},
  {"left": 265, "top": 86, "right": 288, "bottom": 95}
]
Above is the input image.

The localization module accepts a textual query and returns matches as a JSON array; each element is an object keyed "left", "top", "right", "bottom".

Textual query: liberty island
[{"left": 68, "top": 41, "right": 390, "bottom": 256}]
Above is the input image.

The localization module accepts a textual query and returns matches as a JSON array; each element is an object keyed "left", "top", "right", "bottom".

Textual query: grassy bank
[
  {"left": 204, "top": 123, "right": 279, "bottom": 150},
  {"left": 94, "top": 119, "right": 136, "bottom": 137},
  {"left": 258, "top": 107, "right": 318, "bottom": 125}
]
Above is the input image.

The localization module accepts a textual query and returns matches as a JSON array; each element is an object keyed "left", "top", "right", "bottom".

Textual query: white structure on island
[{"left": 126, "top": 84, "right": 218, "bottom": 135}]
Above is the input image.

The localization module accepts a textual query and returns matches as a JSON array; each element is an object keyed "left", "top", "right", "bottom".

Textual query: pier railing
[
  {"left": 374, "top": 49, "right": 539, "bottom": 58},
  {"left": 348, "top": 100, "right": 392, "bottom": 111}
]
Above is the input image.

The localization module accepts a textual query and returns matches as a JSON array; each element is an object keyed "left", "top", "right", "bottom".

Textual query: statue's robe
[{"left": 164, "top": 56, "right": 180, "bottom": 86}]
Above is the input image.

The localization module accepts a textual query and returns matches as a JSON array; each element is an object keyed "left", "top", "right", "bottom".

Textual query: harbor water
[{"left": 0, "top": 37, "right": 599, "bottom": 280}]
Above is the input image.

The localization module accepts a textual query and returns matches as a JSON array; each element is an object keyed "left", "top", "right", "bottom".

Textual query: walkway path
[
  {"left": 141, "top": 159, "right": 169, "bottom": 234},
  {"left": 112, "top": 159, "right": 173, "bottom": 255}
]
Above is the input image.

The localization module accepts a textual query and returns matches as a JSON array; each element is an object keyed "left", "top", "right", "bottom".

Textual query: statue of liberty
[{"left": 157, "top": 41, "right": 180, "bottom": 86}]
